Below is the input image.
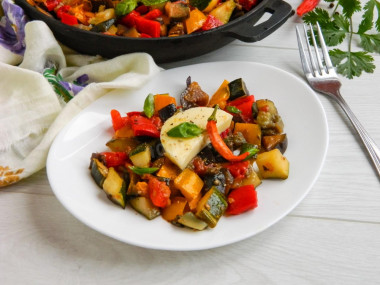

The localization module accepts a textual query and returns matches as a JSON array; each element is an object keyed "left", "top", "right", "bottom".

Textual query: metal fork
[{"left": 296, "top": 23, "right": 380, "bottom": 178}]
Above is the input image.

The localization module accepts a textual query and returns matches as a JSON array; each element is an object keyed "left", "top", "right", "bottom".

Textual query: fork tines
[{"left": 296, "top": 23, "right": 336, "bottom": 78}]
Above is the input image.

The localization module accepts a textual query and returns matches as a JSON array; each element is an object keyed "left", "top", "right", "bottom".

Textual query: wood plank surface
[{"left": 1, "top": 0, "right": 380, "bottom": 284}]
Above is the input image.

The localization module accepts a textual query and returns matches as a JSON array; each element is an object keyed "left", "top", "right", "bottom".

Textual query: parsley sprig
[{"left": 302, "top": 0, "right": 380, "bottom": 79}]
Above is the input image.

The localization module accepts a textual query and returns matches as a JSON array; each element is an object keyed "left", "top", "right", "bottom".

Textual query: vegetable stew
[{"left": 89, "top": 77, "right": 289, "bottom": 231}]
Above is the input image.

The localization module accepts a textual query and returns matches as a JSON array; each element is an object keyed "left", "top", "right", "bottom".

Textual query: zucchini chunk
[
  {"left": 106, "top": 137, "right": 140, "bottom": 153},
  {"left": 196, "top": 186, "right": 228, "bottom": 228},
  {"left": 177, "top": 212, "right": 208, "bottom": 231},
  {"left": 90, "top": 158, "right": 109, "bottom": 188},
  {"left": 129, "top": 197, "right": 161, "bottom": 220},
  {"left": 102, "top": 167, "right": 127, "bottom": 208},
  {"left": 228, "top": 78, "right": 249, "bottom": 100},
  {"left": 129, "top": 143, "right": 151, "bottom": 167}
]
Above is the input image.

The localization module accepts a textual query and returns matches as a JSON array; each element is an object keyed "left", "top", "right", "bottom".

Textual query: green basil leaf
[
  {"left": 226, "top": 106, "right": 242, "bottom": 114},
  {"left": 115, "top": 0, "right": 138, "bottom": 16},
  {"left": 167, "top": 122, "right": 204, "bottom": 138},
  {"left": 129, "top": 166, "right": 159, "bottom": 175},
  {"left": 141, "top": 0, "right": 167, "bottom": 6},
  {"left": 144, "top": 93, "right": 155, "bottom": 118},
  {"left": 240, "top": 143, "right": 259, "bottom": 160}
]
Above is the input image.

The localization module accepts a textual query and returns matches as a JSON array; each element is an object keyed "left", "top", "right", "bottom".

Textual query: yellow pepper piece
[{"left": 185, "top": 8, "right": 207, "bottom": 34}]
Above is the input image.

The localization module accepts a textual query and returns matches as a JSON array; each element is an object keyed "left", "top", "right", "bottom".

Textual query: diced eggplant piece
[
  {"left": 177, "top": 212, "right": 208, "bottom": 230},
  {"left": 196, "top": 186, "right": 228, "bottom": 228},
  {"left": 262, "top": 134, "right": 288, "bottom": 154},
  {"left": 168, "top": 22, "right": 185, "bottom": 37},
  {"left": 148, "top": 139, "right": 165, "bottom": 161},
  {"left": 90, "top": 158, "right": 109, "bottom": 188},
  {"left": 129, "top": 197, "right": 161, "bottom": 220},
  {"left": 129, "top": 143, "right": 151, "bottom": 168},
  {"left": 223, "top": 132, "right": 247, "bottom": 150},
  {"left": 102, "top": 167, "right": 127, "bottom": 208},
  {"left": 198, "top": 143, "right": 227, "bottom": 163},
  {"left": 180, "top": 76, "right": 209, "bottom": 109},
  {"left": 90, "top": 18, "right": 116, "bottom": 32},
  {"left": 228, "top": 78, "right": 249, "bottom": 100},
  {"left": 256, "top": 99, "right": 284, "bottom": 135},
  {"left": 165, "top": 1, "right": 190, "bottom": 22},
  {"left": 203, "top": 172, "right": 226, "bottom": 194},
  {"left": 158, "top": 103, "right": 177, "bottom": 122}
]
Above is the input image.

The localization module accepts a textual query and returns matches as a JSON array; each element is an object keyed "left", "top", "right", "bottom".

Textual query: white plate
[{"left": 47, "top": 61, "right": 328, "bottom": 251}]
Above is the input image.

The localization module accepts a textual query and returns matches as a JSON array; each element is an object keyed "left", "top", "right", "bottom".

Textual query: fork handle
[{"left": 333, "top": 90, "right": 380, "bottom": 178}]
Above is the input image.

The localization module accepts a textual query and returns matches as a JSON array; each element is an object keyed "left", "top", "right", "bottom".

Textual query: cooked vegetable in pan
[
  {"left": 27, "top": 0, "right": 261, "bottom": 37},
  {"left": 89, "top": 76, "right": 289, "bottom": 230}
]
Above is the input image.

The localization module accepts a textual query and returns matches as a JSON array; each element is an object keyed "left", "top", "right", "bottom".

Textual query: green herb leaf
[
  {"left": 240, "top": 143, "right": 259, "bottom": 160},
  {"left": 115, "top": 0, "right": 137, "bottom": 16},
  {"left": 302, "top": 8, "right": 330, "bottom": 25},
  {"left": 144, "top": 93, "right": 155, "bottom": 118},
  {"left": 339, "top": 0, "right": 361, "bottom": 18},
  {"left": 358, "top": 0, "right": 375, "bottom": 33},
  {"left": 129, "top": 166, "right": 159, "bottom": 175},
  {"left": 329, "top": 49, "right": 375, "bottom": 79},
  {"left": 167, "top": 122, "right": 204, "bottom": 138},
  {"left": 360, "top": 33, "right": 380, "bottom": 53},
  {"left": 226, "top": 106, "right": 242, "bottom": 114},
  {"left": 141, "top": 0, "right": 167, "bottom": 6}
]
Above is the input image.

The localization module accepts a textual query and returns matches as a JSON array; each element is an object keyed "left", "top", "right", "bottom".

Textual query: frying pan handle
[{"left": 224, "top": 0, "right": 294, "bottom": 42}]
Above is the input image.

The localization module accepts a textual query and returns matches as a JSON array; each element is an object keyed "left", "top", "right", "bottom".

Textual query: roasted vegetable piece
[
  {"left": 90, "top": 18, "right": 116, "bottom": 32},
  {"left": 158, "top": 103, "right": 177, "bottom": 122},
  {"left": 129, "top": 196, "right": 161, "bottom": 220},
  {"left": 227, "top": 95, "right": 255, "bottom": 121},
  {"left": 147, "top": 175, "right": 171, "bottom": 208},
  {"left": 174, "top": 168, "right": 204, "bottom": 201},
  {"left": 129, "top": 143, "right": 151, "bottom": 167},
  {"left": 165, "top": 1, "right": 190, "bottom": 21},
  {"left": 226, "top": 160, "right": 249, "bottom": 179},
  {"left": 180, "top": 77, "right": 209, "bottom": 109},
  {"left": 177, "top": 212, "right": 208, "bottom": 230},
  {"left": 256, "top": 149, "right": 289, "bottom": 179},
  {"left": 196, "top": 186, "right": 228, "bottom": 228},
  {"left": 126, "top": 171, "right": 140, "bottom": 196},
  {"left": 233, "top": 123, "right": 261, "bottom": 148},
  {"left": 157, "top": 159, "right": 181, "bottom": 180},
  {"left": 154, "top": 94, "right": 176, "bottom": 114},
  {"left": 100, "top": 152, "right": 128, "bottom": 167},
  {"left": 226, "top": 185, "right": 257, "bottom": 215},
  {"left": 102, "top": 167, "right": 127, "bottom": 208},
  {"left": 228, "top": 78, "right": 249, "bottom": 100},
  {"left": 209, "top": 0, "right": 236, "bottom": 24},
  {"left": 208, "top": 79, "right": 230, "bottom": 109},
  {"left": 90, "top": 158, "right": 109, "bottom": 188},
  {"left": 185, "top": 8, "right": 207, "bottom": 34},
  {"left": 106, "top": 137, "right": 140, "bottom": 153},
  {"left": 203, "top": 171, "right": 226, "bottom": 194},
  {"left": 168, "top": 22, "right": 185, "bottom": 36},
  {"left": 161, "top": 196, "right": 187, "bottom": 222},
  {"left": 255, "top": 99, "right": 284, "bottom": 135},
  {"left": 232, "top": 167, "right": 261, "bottom": 189},
  {"left": 262, "top": 134, "right": 288, "bottom": 153}
]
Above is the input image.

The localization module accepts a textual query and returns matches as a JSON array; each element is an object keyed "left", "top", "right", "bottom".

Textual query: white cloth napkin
[{"left": 0, "top": 18, "right": 161, "bottom": 187}]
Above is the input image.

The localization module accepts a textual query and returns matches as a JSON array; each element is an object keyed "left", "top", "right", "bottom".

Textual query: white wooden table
[{"left": 1, "top": 1, "right": 380, "bottom": 283}]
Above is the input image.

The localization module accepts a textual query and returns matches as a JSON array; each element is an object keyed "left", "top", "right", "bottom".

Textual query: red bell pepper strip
[
  {"left": 101, "top": 152, "right": 128, "bottom": 167},
  {"left": 226, "top": 161, "right": 250, "bottom": 179},
  {"left": 120, "top": 10, "right": 141, "bottom": 27},
  {"left": 143, "top": 8, "right": 163, "bottom": 20},
  {"left": 135, "top": 17, "right": 161, "bottom": 38},
  {"left": 201, "top": 15, "right": 223, "bottom": 31},
  {"left": 238, "top": 0, "right": 258, "bottom": 11},
  {"left": 110, "top": 109, "right": 129, "bottom": 131},
  {"left": 226, "top": 185, "right": 257, "bottom": 215},
  {"left": 45, "top": 0, "right": 60, "bottom": 11},
  {"left": 60, "top": 12, "right": 78, "bottom": 25},
  {"left": 207, "top": 106, "right": 250, "bottom": 162},
  {"left": 147, "top": 176, "right": 171, "bottom": 207},
  {"left": 56, "top": 5, "right": 70, "bottom": 19},
  {"left": 129, "top": 114, "right": 161, "bottom": 137},
  {"left": 296, "top": 0, "right": 320, "bottom": 16},
  {"left": 227, "top": 95, "right": 255, "bottom": 121}
]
